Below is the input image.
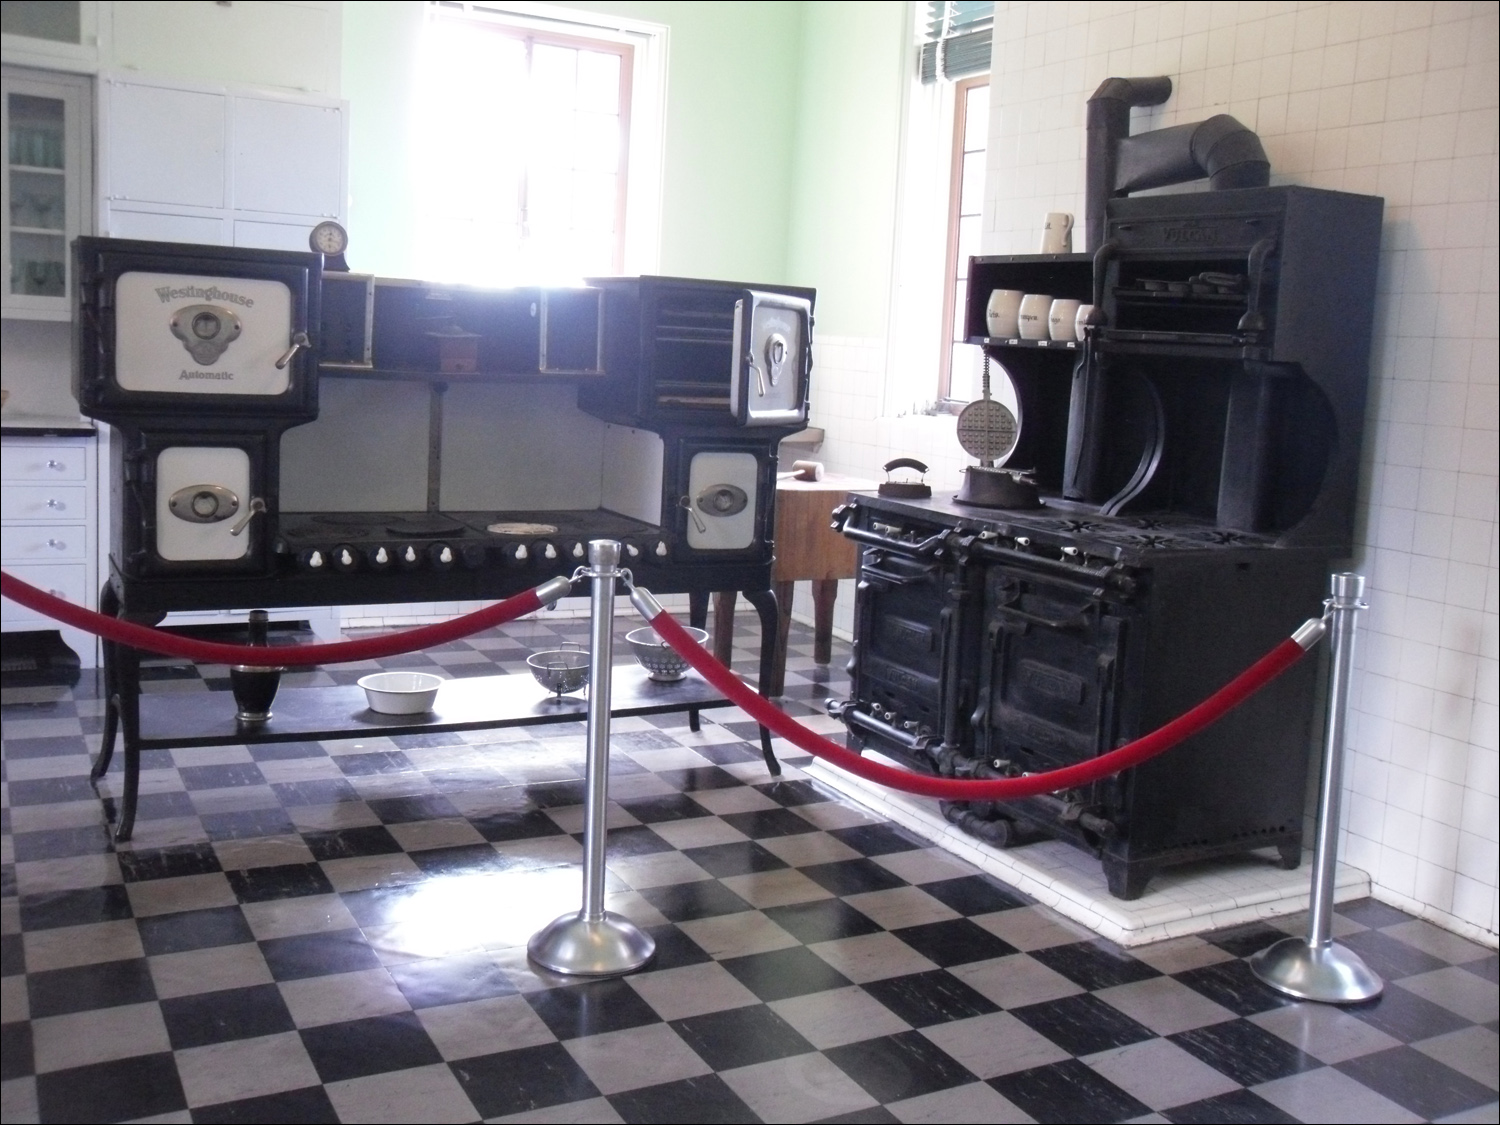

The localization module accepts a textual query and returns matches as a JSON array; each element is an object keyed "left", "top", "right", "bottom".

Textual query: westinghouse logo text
[{"left": 155, "top": 285, "right": 255, "bottom": 307}]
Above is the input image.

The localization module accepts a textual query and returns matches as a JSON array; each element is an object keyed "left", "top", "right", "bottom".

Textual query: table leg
[
  {"left": 812, "top": 578, "right": 839, "bottom": 665},
  {"left": 687, "top": 591, "right": 711, "bottom": 732},
  {"left": 712, "top": 591, "right": 736, "bottom": 666},
  {"left": 742, "top": 587, "right": 782, "bottom": 777}
]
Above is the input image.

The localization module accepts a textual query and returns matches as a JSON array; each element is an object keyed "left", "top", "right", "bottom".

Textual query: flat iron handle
[{"left": 883, "top": 457, "right": 929, "bottom": 475}]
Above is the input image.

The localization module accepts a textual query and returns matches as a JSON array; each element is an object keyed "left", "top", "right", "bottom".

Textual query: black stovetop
[{"left": 854, "top": 491, "right": 1282, "bottom": 562}]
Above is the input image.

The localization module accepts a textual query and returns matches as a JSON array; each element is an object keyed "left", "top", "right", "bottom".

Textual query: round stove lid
[{"left": 486, "top": 521, "right": 560, "bottom": 537}]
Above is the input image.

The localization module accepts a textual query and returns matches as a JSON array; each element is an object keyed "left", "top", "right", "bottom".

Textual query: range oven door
[
  {"left": 729, "top": 290, "right": 811, "bottom": 426},
  {"left": 669, "top": 437, "right": 774, "bottom": 562},
  {"left": 976, "top": 564, "right": 1130, "bottom": 798},
  {"left": 114, "top": 430, "right": 276, "bottom": 580}
]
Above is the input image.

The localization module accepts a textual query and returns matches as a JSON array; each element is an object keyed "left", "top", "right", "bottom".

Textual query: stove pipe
[{"left": 1084, "top": 76, "right": 1271, "bottom": 251}]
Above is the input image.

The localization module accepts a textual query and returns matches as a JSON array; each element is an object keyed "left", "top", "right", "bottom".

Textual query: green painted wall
[
  {"left": 341, "top": 1, "right": 908, "bottom": 336},
  {"left": 340, "top": 0, "right": 804, "bottom": 283},
  {"left": 786, "top": 1, "right": 908, "bottom": 338}
]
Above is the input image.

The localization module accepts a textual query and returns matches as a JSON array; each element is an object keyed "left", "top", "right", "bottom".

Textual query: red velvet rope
[
  {"left": 1, "top": 570, "right": 548, "bottom": 667},
  {"left": 648, "top": 609, "right": 1313, "bottom": 801}
]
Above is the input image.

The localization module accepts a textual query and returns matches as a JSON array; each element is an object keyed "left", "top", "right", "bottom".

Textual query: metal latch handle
[
  {"left": 275, "top": 331, "right": 311, "bottom": 371},
  {"left": 229, "top": 497, "right": 267, "bottom": 537}
]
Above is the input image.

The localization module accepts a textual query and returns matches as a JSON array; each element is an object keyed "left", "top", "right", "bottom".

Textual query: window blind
[{"left": 919, "top": 1, "right": 994, "bottom": 83}]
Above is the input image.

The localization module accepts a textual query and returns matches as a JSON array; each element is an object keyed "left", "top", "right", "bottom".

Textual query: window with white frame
[
  {"left": 414, "top": 2, "right": 665, "bottom": 287},
  {"left": 887, "top": 1, "right": 992, "bottom": 414}
]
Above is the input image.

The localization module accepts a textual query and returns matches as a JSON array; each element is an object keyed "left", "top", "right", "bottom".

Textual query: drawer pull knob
[
  {"left": 47, "top": 538, "right": 67, "bottom": 550},
  {"left": 46, "top": 459, "right": 66, "bottom": 471},
  {"left": 46, "top": 499, "right": 66, "bottom": 510}
]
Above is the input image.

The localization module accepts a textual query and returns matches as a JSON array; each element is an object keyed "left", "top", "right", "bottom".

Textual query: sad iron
[{"left": 878, "top": 457, "right": 932, "bottom": 500}]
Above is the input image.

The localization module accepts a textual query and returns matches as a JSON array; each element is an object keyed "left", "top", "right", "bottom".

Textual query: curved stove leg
[
  {"left": 742, "top": 587, "right": 782, "bottom": 776},
  {"left": 91, "top": 583, "right": 120, "bottom": 783}
]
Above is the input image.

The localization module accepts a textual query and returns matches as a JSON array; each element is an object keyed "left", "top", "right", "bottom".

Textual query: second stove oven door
[
  {"left": 978, "top": 566, "right": 1128, "bottom": 777},
  {"left": 156, "top": 446, "right": 255, "bottom": 562},
  {"left": 684, "top": 450, "right": 759, "bottom": 552}
]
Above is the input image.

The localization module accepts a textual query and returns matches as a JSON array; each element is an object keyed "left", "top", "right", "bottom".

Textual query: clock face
[{"left": 309, "top": 221, "right": 348, "bottom": 256}]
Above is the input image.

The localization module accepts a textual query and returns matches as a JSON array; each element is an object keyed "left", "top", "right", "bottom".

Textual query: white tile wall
[
  {"left": 807, "top": 1, "right": 1498, "bottom": 942},
  {"left": 975, "top": 0, "right": 1496, "bottom": 940}
]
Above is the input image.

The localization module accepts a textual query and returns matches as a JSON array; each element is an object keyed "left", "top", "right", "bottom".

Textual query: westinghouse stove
[
  {"left": 833, "top": 78, "right": 1384, "bottom": 898},
  {"left": 73, "top": 239, "right": 814, "bottom": 701}
]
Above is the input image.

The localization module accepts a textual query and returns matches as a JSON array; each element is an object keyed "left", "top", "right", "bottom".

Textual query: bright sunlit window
[{"left": 414, "top": 3, "right": 664, "bottom": 287}]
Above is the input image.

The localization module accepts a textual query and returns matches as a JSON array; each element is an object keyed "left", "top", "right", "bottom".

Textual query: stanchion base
[
  {"left": 528, "top": 911, "right": 655, "bottom": 977},
  {"left": 1249, "top": 936, "right": 1383, "bottom": 1003}
]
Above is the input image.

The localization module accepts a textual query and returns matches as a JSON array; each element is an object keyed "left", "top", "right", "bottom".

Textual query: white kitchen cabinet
[
  {"left": 1, "top": 433, "right": 100, "bottom": 666},
  {"left": 97, "top": 73, "right": 347, "bottom": 251},
  {"left": 2, "top": 65, "right": 91, "bottom": 320}
]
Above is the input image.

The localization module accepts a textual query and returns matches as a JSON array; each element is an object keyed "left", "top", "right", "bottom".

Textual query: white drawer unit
[
  {"left": 0, "top": 443, "right": 87, "bottom": 480},
  {"left": 1, "top": 433, "right": 100, "bottom": 666},
  {"left": 2, "top": 483, "right": 87, "bottom": 520},
  {"left": 2, "top": 522, "right": 87, "bottom": 560}
]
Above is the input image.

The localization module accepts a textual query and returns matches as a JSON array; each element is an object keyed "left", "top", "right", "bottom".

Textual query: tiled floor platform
[{"left": 2, "top": 613, "right": 1496, "bottom": 1123}]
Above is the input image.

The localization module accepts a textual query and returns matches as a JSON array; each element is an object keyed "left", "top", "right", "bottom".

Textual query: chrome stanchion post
[
  {"left": 1251, "top": 572, "right": 1382, "bottom": 1003},
  {"left": 528, "top": 540, "right": 655, "bottom": 976}
]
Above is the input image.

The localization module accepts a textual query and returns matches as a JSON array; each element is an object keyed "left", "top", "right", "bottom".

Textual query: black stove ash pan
[
  {"left": 1084, "top": 76, "right": 1271, "bottom": 252},
  {"left": 73, "top": 237, "right": 322, "bottom": 426}
]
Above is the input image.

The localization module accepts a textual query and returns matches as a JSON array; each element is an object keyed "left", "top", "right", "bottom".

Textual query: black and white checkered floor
[{"left": 2, "top": 613, "right": 1497, "bottom": 1123}]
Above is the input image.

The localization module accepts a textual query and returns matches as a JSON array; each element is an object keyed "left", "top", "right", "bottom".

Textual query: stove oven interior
[
  {"left": 835, "top": 183, "right": 1383, "bottom": 899},
  {"left": 74, "top": 240, "right": 814, "bottom": 697}
]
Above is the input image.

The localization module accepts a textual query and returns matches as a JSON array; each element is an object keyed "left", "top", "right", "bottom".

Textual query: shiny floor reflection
[{"left": 1, "top": 614, "right": 1496, "bottom": 1123}]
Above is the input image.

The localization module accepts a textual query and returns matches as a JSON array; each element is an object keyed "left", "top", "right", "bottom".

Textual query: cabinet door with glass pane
[{"left": 2, "top": 67, "right": 91, "bottom": 320}]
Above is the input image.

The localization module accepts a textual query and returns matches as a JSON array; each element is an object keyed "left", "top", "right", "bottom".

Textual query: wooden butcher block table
[{"left": 715, "top": 473, "right": 876, "bottom": 695}]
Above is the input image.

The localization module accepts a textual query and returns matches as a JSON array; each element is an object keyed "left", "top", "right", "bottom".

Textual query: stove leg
[
  {"left": 1103, "top": 856, "right": 1153, "bottom": 901},
  {"left": 743, "top": 587, "right": 782, "bottom": 777},
  {"left": 113, "top": 642, "right": 143, "bottom": 843},
  {"left": 1276, "top": 839, "right": 1302, "bottom": 870},
  {"left": 769, "top": 580, "right": 794, "bottom": 697},
  {"left": 91, "top": 583, "right": 120, "bottom": 783}
]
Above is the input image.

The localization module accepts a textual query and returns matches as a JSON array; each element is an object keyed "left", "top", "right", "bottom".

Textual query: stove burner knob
[
  {"left": 299, "top": 548, "right": 325, "bottom": 570},
  {"left": 533, "top": 540, "right": 559, "bottom": 563},
  {"left": 398, "top": 544, "right": 422, "bottom": 569},
  {"left": 428, "top": 542, "right": 455, "bottom": 569},
  {"left": 333, "top": 545, "right": 359, "bottom": 573},
  {"left": 502, "top": 543, "right": 529, "bottom": 568},
  {"left": 366, "top": 545, "right": 393, "bottom": 570},
  {"left": 653, "top": 540, "right": 669, "bottom": 559},
  {"left": 1062, "top": 546, "right": 1080, "bottom": 559},
  {"left": 569, "top": 541, "right": 586, "bottom": 560},
  {"left": 460, "top": 542, "right": 487, "bottom": 568},
  {"left": 1015, "top": 537, "right": 1032, "bottom": 549},
  {"left": 621, "top": 540, "right": 642, "bottom": 560}
]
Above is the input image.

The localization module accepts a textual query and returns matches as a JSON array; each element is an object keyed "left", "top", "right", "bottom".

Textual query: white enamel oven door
[
  {"left": 156, "top": 446, "right": 254, "bottom": 562},
  {"left": 73, "top": 239, "right": 320, "bottom": 424},
  {"left": 115, "top": 432, "right": 276, "bottom": 579},
  {"left": 683, "top": 448, "right": 761, "bottom": 553},
  {"left": 729, "top": 290, "right": 811, "bottom": 426}
]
